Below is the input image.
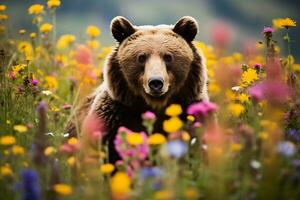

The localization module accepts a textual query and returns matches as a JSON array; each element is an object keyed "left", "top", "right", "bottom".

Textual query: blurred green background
[{"left": 3, "top": 0, "right": 300, "bottom": 59}]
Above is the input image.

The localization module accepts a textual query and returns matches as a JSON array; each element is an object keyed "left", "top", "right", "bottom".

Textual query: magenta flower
[
  {"left": 253, "top": 63, "right": 262, "bottom": 71},
  {"left": 248, "top": 81, "right": 290, "bottom": 104},
  {"left": 31, "top": 79, "right": 38, "bottom": 86},
  {"left": 262, "top": 26, "right": 274, "bottom": 34},
  {"left": 187, "top": 101, "right": 218, "bottom": 117}
]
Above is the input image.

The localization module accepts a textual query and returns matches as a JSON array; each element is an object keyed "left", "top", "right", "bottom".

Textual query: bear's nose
[{"left": 148, "top": 77, "right": 164, "bottom": 93}]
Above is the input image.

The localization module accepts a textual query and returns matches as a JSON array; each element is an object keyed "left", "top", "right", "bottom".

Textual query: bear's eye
[
  {"left": 137, "top": 53, "right": 147, "bottom": 64},
  {"left": 163, "top": 53, "right": 173, "bottom": 64}
]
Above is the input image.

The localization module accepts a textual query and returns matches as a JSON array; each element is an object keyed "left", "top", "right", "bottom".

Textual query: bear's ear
[
  {"left": 173, "top": 16, "right": 198, "bottom": 41},
  {"left": 110, "top": 16, "right": 136, "bottom": 43}
]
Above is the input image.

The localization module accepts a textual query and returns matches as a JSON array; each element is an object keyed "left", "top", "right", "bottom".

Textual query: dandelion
[
  {"left": 1, "top": 164, "right": 13, "bottom": 176},
  {"left": 47, "top": 0, "right": 61, "bottom": 9},
  {"left": 39, "top": 23, "right": 53, "bottom": 33},
  {"left": 0, "top": 136, "right": 16, "bottom": 145},
  {"left": 239, "top": 93, "right": 250, "bottom": 103},
  {"left": 44, "top": 146, "right": 56, "bottom": 156},
  {"left": 53, "top": 184, "right": 73, "bottom": 196},
  {"left": 163, "top": 117, "right": 183, "bottom": 133},
  {"left": 100, "top": 163, "right": 115, "bottom": 174},
  {"left": 67, "top": 156, "right": 76, "bottom": 167},
  {"left": 28, "top": 4, "right": 44, "bottom": 15},
  {"left": 14, "top": 125, "right": 28, "bottom": 133},
  {"left": 12, "top": 145, "right": 25, "bottom": 155},
  {"left": 227, "top": 103, "right": 245, "bottom": 117},
  {"left": 148, "top": 133, "right": 166, "bottom": 145},
  {"left": 241, "top": 68, "right": 258, "bottom": 86},
  {"left": 86, "top": 25, "right": 101, "bottom": 37},
  {"left": 30, "top": 32, "right": 37, "bottom": 39},
  {"left": 0, "top": 14, "right": 8, "bottom": 20},
  {"left": 127, "top": 132, "right": 144, "bottom": 146},
  {"left": 273, "top": 17, "right": 296, "bottom": 29},
  {"left": 165, "top": 104, "right": 182, "bottom": 117},
  {"left": 56, "top": 34, "right": 76, "bottom": 50},
  {"left": 111, "top": 172, "right": 131, "bottom": 195},
  {"left": 0, "top": 5, "right": 6, "bottom": 11},
  {"left": 44, "top": 75, "right": 58, "bottom": 90}
]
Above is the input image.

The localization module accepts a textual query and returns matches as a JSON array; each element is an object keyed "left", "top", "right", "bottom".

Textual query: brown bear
[{"left": 66, "top": 16, "right": 208, "bottom": 163}]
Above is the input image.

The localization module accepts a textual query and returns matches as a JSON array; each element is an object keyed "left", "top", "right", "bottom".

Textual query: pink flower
[
  {"left": 59, "top": 142, "right": 80, "bottom": 154},
  {"left": 114, "top": 127, "right": 149, "bottom": 161},
  {"left": 249, "top": 81, "right": 290, "bottom": 104},
  {"left": 262, "top": 26, "right": 273, "bottom": 34},
  {"left": 142, "top": 111, "right": 156, "bottom": 120},
  {"left": 62, "top": 104, "right": 72, "bottom": 110},
  {"left": 74, "top": 45, "right": 92, "bottom": 65},
  {"left": 82, "top": 113, "right": 106, "bottom": 140},
  {"left": 211, "top": 22, "right": 231, "bottom": 49},
  {"left": 31, "top": 79, "right": 38, "bottom": 86},
  {"left": 187, "top": 101, "right": 218, "bottom": 117}
]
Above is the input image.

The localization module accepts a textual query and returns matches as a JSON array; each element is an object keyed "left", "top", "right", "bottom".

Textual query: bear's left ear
[
  {"left": 173, "top": 16, "right": 198, "bottom": 41},
  {"left": 110, "top": 16, "right": 136, "bottom": 43}
]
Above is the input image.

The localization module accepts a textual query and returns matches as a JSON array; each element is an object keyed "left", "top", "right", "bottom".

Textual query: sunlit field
[{"left": 1, "top": 1, "right": 300, "bottom": 199}]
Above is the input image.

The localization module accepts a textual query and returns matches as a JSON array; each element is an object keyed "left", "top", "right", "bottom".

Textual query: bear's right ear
[{"left": 110, "top": 16, "right": 136, "bottom": 43}]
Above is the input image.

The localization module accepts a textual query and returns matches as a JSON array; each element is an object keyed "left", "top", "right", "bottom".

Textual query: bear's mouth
[{"left": 145, "top": 91, "right": 168, "bottom": 100}]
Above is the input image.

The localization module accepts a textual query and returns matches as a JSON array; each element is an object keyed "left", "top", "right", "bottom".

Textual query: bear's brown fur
[{"left": 66, "top": 16, "right": 208, "bottom": 163}]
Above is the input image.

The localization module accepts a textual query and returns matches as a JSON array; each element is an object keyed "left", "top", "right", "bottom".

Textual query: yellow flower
[
  {"left": 56, "top": 34, "right": 76, "bottom": 49},
  {"left": 13, "top": 125, "right": 28, "bottom": 133},
  {"left": 230, "top": 143, "right": 243, "bottom": 152},
  {"left": 1, "top": 165, "right": 13, "bottom": 176},
  {"left": 67, "top": 137, "right": 78, "bottom": 145},
  {"left": 47, "top": 0, "right": 61, "bottom": 9},
  {"left": 163, "top": 117, "right": 183, "bottom": 133},
  {"left": 19, "top": 29, "right": 26, "bottom": 34},
  {"left": 44, "top": 146, "right": 56, "bottom": 156},
  {"left": 239, "top": 93, "right": 250, "bottom": 103},
  {"left": 258, "top": 131, "right": 269, "bottom": 140},
  {"left": 87, "top": 40, "right": 100, "bottom": 49},
  {"left": 148, "top": 133, "right": 166, "bottom": 145},
  {"left": 242, "top": 68, "right": 258, "bottom": 86},
  {"left": 100, "top": 163, "right": 115, "bottom": 174},
  {"left": 273, "top": 18, "right": 296, "bottom": 29},
  {"left": 53, "top": 184, "right": 73, "bottom": 196},
  {"left": 0, "top": 136, "right": 16, "bottom": 146},
  {"left": 111, "top": 172, "right": 131, "bottom": 195},
  {"left": 187, "top": 115, "right": 195, "bottom": 122},
  {"left": 12, "top": 145, "right": 25, "bottom": 155},
  {"left": 44, "top": 75, "right": 58, "bottom": 90},
  {"left": 208, "top": 82, "right": 221, "bottom": 96},
  {"left": 0, "top": 14, "right": 8, "bottom": 21},
  {"left": 165, "top": 104, "right": 182, "bottom": 117},
  {"left": 0, "top": 5, "right": 7, "bottom": 11},
  {"left": 184, "top": 188, "right": 199, "bottom": 199},
  {"left": 126, "top": 132, "right": 143, "bottom": 145},
  {"left": 182, "top": 131, "right": 191, "bottom": 142},
  {"left": 30, "top": 32, "right": 37, "bottom": 38},
  {"left": 86, "top": 25, "right": 101, "bottom": 37},
  {"left": 17, "top": 41, "right": 33, "bottom": 59},
  {"left": 154, "top": 190, "right": 173, "bottom": 200},
  {"left": 292, "top": 64, "right": 300, "bottom": 72},
  {"left": 227, "top": 103, "right": 245, "bottom": 117},
  {"left": 12, "top": 64, "right": 26, "bottom": 74},
  {"left": 0, "top": 25, "right": 5, "bottom": 33},
  {"left": 67, "top": 156, "right": 76, "bottom": 166},
  {"left": 28, "top": 4, "right": 44, "bottom": 15},
  {"left": 40, "top": 23, "right": 53, "bottom": 33}
]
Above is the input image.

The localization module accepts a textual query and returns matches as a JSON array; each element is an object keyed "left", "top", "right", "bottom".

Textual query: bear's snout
[{"left": 148, "top": 76, "right": 164, "bottom": 94}]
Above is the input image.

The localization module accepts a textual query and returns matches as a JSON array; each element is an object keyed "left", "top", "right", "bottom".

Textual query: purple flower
[
  {"left": 140, "top": 167, "right": 163, "bottom": 180},
  {"left": 187, "top": 101, "right": 218, "bottom": 117},
  {"left": 166, "top": 140, "right": 187, "bottom": 158},
  {"left": 286, "top": 129, "right": 300, "bottom": 143},
  {"left": 31, "top": 79, "right": 38, "bottom": 86},
  {"left": 253, "top": 63, "right": 262, "bottom": 71},
  {"left": 36, "top": 101, "right": 48, "bottom": 113},
  {"left": 21, "top": 169, "right": 41, "bottom": 200},
  {"left": 277, "top": 141, "right": 296, "bottom": 157},
  {"left": 142, "top": 111, "right": 156, "bottom": 120},
  {"left": 262, "top": 26, "right": 274, "bottom": 34}
]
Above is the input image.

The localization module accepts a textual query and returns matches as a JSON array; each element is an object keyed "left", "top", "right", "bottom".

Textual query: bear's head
[{"left": 104, "top": 16, "right": 207, "bottom": 110}]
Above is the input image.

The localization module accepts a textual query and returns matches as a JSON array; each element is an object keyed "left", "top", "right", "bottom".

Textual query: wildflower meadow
[{"left": 1, "top": 1, "right": 300, "bottom": 200}]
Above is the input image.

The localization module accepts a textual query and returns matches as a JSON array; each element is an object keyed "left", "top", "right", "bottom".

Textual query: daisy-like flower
[
  {"left": 28, "top": 4, "right": 44, "bottom": 15},
  {"left": 273, "top": 18, "right": 296, "bottom": 29}
]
